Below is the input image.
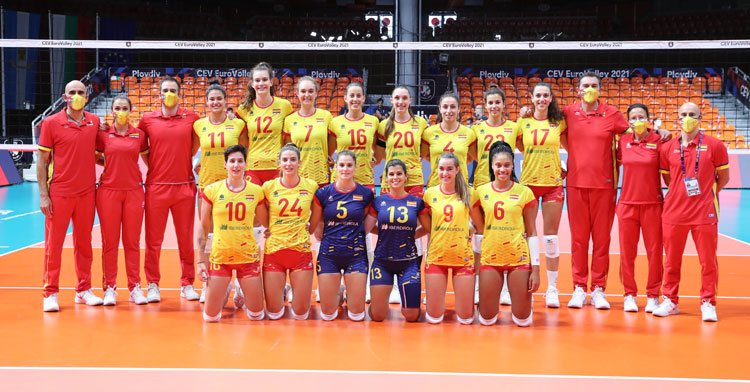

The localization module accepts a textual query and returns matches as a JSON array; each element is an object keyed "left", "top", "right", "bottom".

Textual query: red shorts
[
  {"left": 405, "top": 185, "right": 424, "bottom": 198},
  {"left": 245, "top": 169, "right": 274, "bottom": 185},
  {"left": 480, "top": 264, "right": 532, "bottom": 273},
  {"left": 263, "top": 249, "right": 314, "bottom": 272},
  {"left": 208, "top": 262, "right": 261, "bottom": 279},
  {"left": 527, "top": 185, "right": 565, "bottom": 203},
  {"left": 424, "top": 263, "right": 475, "bottom": 276}
]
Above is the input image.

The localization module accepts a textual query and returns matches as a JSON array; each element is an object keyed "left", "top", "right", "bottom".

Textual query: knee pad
[
  {"left": 348, "top": 309, "right": 366, "bottom": 322},
  {"left": 290, "top": 306, "right": 310, "bottom": 321},
  {"left": 478, "top": 312, "right": 498, "bottom": 326},
  {"left": 245, "top": 308, "right": 265, "bottom": 321},
  {"left": 253, "top": 226, "right": 265, "bottom": 251},
  {"left": 543, "top": 235, "right": 559, "bottom": 258},
  {"left": 267, "top": 308, "right": 285, "bottom": 320},
  {"left": 512, "top": 310, "right": 533, "bottom": 327},
  {"left": 203, "top": 311, "right": 221, "bottom": 323},
  {"left": 319, "top": 309, "right": 338, "bottom": 321},
  {"left": 425, "top": 312, "right": 444, "bottom": 324},
  {"left": 457, "top": 312, "right": 475, "bottom": 325}
]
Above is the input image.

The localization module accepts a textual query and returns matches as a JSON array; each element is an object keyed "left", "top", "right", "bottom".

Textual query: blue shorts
[
  {"left": 316, "top": 253, "right": 369, "bottom": 275},
  {"left": 370, "top": 257, "right": 421, "bottom": 308}
]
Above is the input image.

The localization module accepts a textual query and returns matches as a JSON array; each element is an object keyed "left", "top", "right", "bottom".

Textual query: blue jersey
[
  {"left": 371, "top": 193, "right": 426, "bottom": 261},
  {"left": 315, "top": 183, "right": 374, "bottom": 257}
]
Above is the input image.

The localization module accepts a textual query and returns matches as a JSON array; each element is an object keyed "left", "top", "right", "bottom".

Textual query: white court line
[
  {"left": 0, "top": 210, "right": 41, "bottom": 220},
  {"left": 0, "top": 367, "right": 748, "bottom": 383}
]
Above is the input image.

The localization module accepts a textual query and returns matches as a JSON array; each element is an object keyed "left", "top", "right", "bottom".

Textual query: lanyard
[{"left": 679, "top": 132, "right": 702, "bottom": 178}]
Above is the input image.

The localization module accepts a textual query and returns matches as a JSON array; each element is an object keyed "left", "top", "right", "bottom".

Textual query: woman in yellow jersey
[
  {"left": 470, "top": 141, "right": 540, "bottom": 327},
  {"left": 422, "top": 92, "right": 477, "bottom": 188},
  {"left": 262, "top": 143, "right": 320, "bottom": 320},
  {"left": 237, "top": 62, "right": 293, "bottom": 183},
  {"left": 196, "top": 145, "right": 269, "bottom": 322},
  {"left": 422, "top": 152, "right": 476, "bottom": 325},
  {"left": 283, "top": 76, "right": 333, "bottom": 189},
  {"left": 516, "top": 82, "right": 567, "bottom": 309},
  {"left": 375, "top": 86, "right": 429, "bottom": 197}
]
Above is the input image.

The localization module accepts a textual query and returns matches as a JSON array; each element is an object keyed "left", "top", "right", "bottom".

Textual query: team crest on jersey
[
  {"left": 273, "top": 191, "right": 279, "bottom": 197},
  {"left": 526, "top": 124, "right": 531, "bottom": 128},
  {"left": 353, "top": 194, "right": 363, "bottom": 201},
  {"left": 218, "top": 195, "right": 225, "bottom": 200},
  {"left": 479, "top": 129, "right": 485, "bottom": 134},
  {"left": 406, "top": 201, "right": 417, "bottom": 207},
  {"left": 432, "top": 197, "right": 437, "bottom": 202},
  {"left": 380, "top": 201, "right": 386, "bottom": 206},
  {"left": 484, "top": 194, "right": 489, "bottom": 200},
  {"left": 340, "top": 124, "right": 346, "bottom": 129},
  {"left": 328, "top": 195, "right": 333, "bottom": 201},
  {"left": 202, "top": 127, "right": 207, "bottom": 132},
  {"left": 249, "top": 111, "right": 254, "bottom": 116},
  {"left": 293, "top": 122, "right": 298, "bottom": 126},
  {"left": 434, "top": 135, "right": 439, "bottom": 140}
]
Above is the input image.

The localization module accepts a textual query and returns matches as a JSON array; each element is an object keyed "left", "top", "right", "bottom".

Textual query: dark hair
[
  {"left": 206, "top": 79, "right": 227, "bottom": 99},
  {"left": 240, "top": 62, "right": 276, "bottom": 112},
  {"left": 336, "top": 149, "right": 357, "bottom": 164},
  {"left": 578, "top": 72, "right": 602, "bottom": 87},
  {"left": 627, "top": 103, "right": 649, "bottom": 119},
  {"left": 436, "top": 91, "right": 460, "bottom": 124},
  {"left": 224, "top": 144, "right": 247, "bottom": 162},
  {"left": 383, "top": 86, "right": 416, "bottom": 141},
  {"left": 385, "top": 159, "right": 408, "bottom": 176},
  {"left": 484, "top": 88, "right": 506, "bottom": 103},
  {"left": 111, "top": 94, "right": 132, "bottom": 110},
  {"left": 279, "top": 142, "right": 301, "bottom": 160},
  {"left": 159, "top": 75, "right": 181, "bottom": 93},
  {"left": 532, "top": 83, "right": 565, "bottom": 126},
  {"left": 438, "top": 152, "right": 471, "bottom": 208},
  {"left": 377, "top": 98, "right": 384, "bottom": 103},
  {"left": 488, "top": 140, "right": 518, "bottom": 183}
]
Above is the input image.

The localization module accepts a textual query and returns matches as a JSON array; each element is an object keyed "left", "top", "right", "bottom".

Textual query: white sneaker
[
  {"left": 590, "top": 286, "right": 610, "bottom": 309},
  {"left": 129, "top": 284, "right": 148, "bottom": 305},
  {"left": 544, "top": 287, "right": 559, "bottom": 308},
  {"left": 623, "top": 295, "right": 638, "bottom": 312},
  {"left": 700, "top": 300, "right": 718, "bottom": 322},
  {"left": 75, "top": 289, "right": 104, "bottom": 306},
  {"left": 652, "top": 297, "right": 679, "bottom": 317},
  {"left": 181, "top": 284, "right": 200, "bottom": 301},
  {"left": 199, "top": 287, "right": 206, "bottom": 303},
  {"left": 103, "top": 286, "right": 117, "bottom": 306},
  {"left": 645, "top": 297, "right": 660, "bottom": 313},
  {"left": 284, "top": 284, "right": 292, "bottom": 303},
  {"left": 389, "top": 283, "right": 401, "bottom": 304},
  {"left": 567, "top": 286, "right": 586, "bottom": 308},
  {"left": 147, "top": 283, "right": 161, "bottom": 303},
  {"left": 43, "top": 293, "right": 59, "bottom": 312},
  {"left": 233, "top": 279, "right": 245, "bottom": 309}
]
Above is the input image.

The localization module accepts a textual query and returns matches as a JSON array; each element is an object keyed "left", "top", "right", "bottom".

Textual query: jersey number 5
[{"left": 336, "top": 201, "right": 348, "bottom": 219}]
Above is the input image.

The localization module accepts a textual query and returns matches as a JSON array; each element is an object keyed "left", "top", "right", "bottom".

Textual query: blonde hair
[
  {"left": 439, "top": 152, "right": 471, "bottom": 208},
  {"left": 383, "top": 86, "right": 415, "bottom": 141}
]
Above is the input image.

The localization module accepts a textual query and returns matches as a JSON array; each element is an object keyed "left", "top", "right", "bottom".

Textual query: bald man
[
  {"left": 653, "top": 102, "right": 729, "bottom": 322},
  {"left": 37, "top": 80, "right": 103, "bottom": 312}
]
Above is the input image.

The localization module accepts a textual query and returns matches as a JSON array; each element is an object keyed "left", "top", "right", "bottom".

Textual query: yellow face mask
[
  {"left": 114, "top": 111, "right": 129, "bottom": 126},
  {"left": 581, "top": 87, "right": 599, "bottom": 104},
  {"left": 631, "top": 121, "right": 648, "bottom": 136},
  {"left": 162, "top": 92, "right": 179, "bottom": 108},
  {"left": 681, "top": 116, "right": 700, "bottom": 133},
  {"left": 68, "top": 94, "right": 86, "bottom": 111}
]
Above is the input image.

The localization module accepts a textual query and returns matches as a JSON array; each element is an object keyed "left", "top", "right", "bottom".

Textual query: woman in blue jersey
[
  {"left": 310, "top": 150, "right": 374, "bottom": 321},
  {"left": 364, "top": 159, "right": 431, "bottom": 322}
]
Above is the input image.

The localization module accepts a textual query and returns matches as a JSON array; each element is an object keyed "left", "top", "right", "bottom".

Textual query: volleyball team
[{"left": 37, "top": 62, "right": 730, "bottom": 324}]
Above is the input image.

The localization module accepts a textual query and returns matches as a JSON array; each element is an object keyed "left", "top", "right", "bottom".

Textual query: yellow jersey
[
  {"left": 283, "top": 109, "right": 332, "bottom": 185},
  {"left": 194, "top": 117, "right": 247, "bottom": 189},
  {"left": 237, "top": 97, "right": 293, "bottom": 171},
  {"left": 518, "top": 116, "right": 566, "bottom": 186},
  {"left": 262, "top": 177, "right": 318, "bottom": 254},
  {"left": 423, "top": 185, "right": 474, "bottom": 267},
  {"left": 377, "top": 116, "right": 428, "bottom": 187},
  {"left": 423, "top": 124, "right": 477, "bottom": 187},
  {"left": 329, "top": 113, "right": 379, "bottom": 185},
  {"left": 202, "top": 180, "right": 265, "bottom": 265},
  {"left": 472, "top": 119, "right": 520, "bottom": 188},
  {"left": 471, "top": 182, "right": 536, "bottom": 266}
]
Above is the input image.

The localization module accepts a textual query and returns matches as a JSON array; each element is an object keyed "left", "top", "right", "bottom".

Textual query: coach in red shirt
[
  {"left": 138, "top": 76, "right": 201, "bottom": 302},
  {"left": 37, "top": 80, "right": 103, "bottom": 312},
  {"left": 653, "top": 102, "right": 729, "bottom": 322}
]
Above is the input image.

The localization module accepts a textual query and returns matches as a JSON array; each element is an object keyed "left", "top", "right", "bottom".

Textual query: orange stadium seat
[
  {"left": 460, "top": 90, "right": 471, "bottom": 97},
  {"left": 514, "top": 76, "right": 528, "bottom": 85},
  {"left": 708, "top": 76, "right": 722, "bottom": 93},
  {"left": 124, "top": 76, "right": 138, "bottom": 91},
  {"left": 485, "top": 77, "right": 498, "bottom": 88},
  {"left": 196, "top": 77, "right": 209, "bottom": 87},
  {"left": 238, "top": 76, "right": 249, "bottom": 86},
  {"left": 692, "top": 76, "right": 707, "bottom": 91},
  {"left": 676, "top": 77, "right": 689, "bottom": 85},
  {"left": 110, "top": 77, "right": 123, "bottom": 92},
  {"left": 529, "top": 76, "right": 542, "bottom": 86}
]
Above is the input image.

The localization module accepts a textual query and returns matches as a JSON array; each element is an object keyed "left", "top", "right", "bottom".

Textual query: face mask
[
  {"left": 162, "top": 92, "right": 178, "bottom": 108},
  {"left": 114, "top": 111, "right": 129, "bottom": 126},
  {"left": 581, "top": 87, "right": 599, "bottom": 104},
  {"left": 67, "top": 94, "right": 86, "bottom": 111},
  {"left": 681, "top": 116, "right": 700, "bottom": 133},
  {"left": 631, "top": 121, "right": 648, "bottom": 136}
]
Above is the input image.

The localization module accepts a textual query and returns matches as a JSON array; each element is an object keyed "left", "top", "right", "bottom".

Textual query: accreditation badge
[{"left": 684, "top": 177, "right": 701, "bottom": 197}]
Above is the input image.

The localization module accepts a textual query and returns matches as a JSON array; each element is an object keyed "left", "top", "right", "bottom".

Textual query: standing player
[
  {"left": 470, "top": 141, "right": 539, "bottom": 327},
  {"left": 516, "top": 83, "right": 566, "bottom": 309},
  {"left": 616, "top": 104, "right": 664, "bottom": 313},
  {"left": 96, "top": 95, "right": 149, "bottom": 306},
  {"left": 262, "top": 143, "right": 320, "bottom": 320},
  {"left": 364, "top": 159, "right": 430, "bottom": 322},
  {"left": 654, "top": 102, "right": 729, "bottom": 322},
  {"left": 283, "top": 76, "right": 333, "bottom": 189},
  {"left": 38, "top": 80, "right": 102, "bottom": 311},
  {"left": 196, "top": 145, "right": 269, "bottom": 322},
  {"left": 138, "top": 75, "right": 201, "bottom": 303},
  {"left": 310, "top": 151, "right": 374, "bottom": 321},
  {"left": 423, "top": 153, "right": 476, "bottom": 325}
]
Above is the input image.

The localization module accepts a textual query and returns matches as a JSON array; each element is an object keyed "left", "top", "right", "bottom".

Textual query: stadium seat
[
  {"left": 708, "top": 76, "right": 722, "bottom": 93},
  {"left": 124, "top": 76, "right": 138, "bottom": 91}
]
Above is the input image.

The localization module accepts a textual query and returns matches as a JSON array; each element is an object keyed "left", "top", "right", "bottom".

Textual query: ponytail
[
  {"left": 439, "top": 152, "right": 471, "bottom": 209},
  {"left": 383, "top": 86, "right": 415, "bottom": 141},
  {"left": 240, "top": 62, "right": 276, "bottom": 112}
]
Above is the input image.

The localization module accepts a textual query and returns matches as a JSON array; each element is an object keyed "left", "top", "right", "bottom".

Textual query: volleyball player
[
  {"left": 423, "top": 153, "right": 476, "bottom": 325},
  {"left": 95, "top": 95, "right": 149, "bottom": 306},
  {"left": 654, "top": 102, "right": 729, "bottom": 322},
  {"left": 616, "top": 104, "right": 664, "bottom": 313},
  {"left": 38, "top": 80, "right": 102, "bottom": 311},
  {"left": 365, "top": 159, "right": 430, "bottom": 322},
  {"left": 262, "top": 143, "right": 320, "bottom": 320},
  {"left": 516, "top": 83, "right": 566, "bottom": 309},
  {"left": 138, "top": 75, "right": 200, "bottom": 303},
  {"left": 470, "top": 141, "right": 539, "bottom": 327},
  {"left": 197, "top": 145, "right": 268, "bottom": 322},
  {"left": 310, "top": 151, "right": 374, "bottom": 321}
]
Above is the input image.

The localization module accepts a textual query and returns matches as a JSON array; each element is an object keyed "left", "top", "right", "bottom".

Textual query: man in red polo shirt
[
  {"left": 653, "top": 102, "right": 729, "bottom": 322},
  {"left": 138, "top": 76, "right": 200, "bottom": 302},
  {"left": 37, "top": 80, "right": 103, "bottom": 312}
]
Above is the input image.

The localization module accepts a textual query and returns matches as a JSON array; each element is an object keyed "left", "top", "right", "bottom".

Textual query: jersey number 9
[{"left": 443, "top": 204, "right": 453, "bottom": 222}]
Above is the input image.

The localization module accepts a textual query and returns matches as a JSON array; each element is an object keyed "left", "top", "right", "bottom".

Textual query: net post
[
  {"left": 1, "top": 6, "right": 6, "bottom": 137},
  {"left": 48, "top": 11, "right": 54, "bottom": 106}
]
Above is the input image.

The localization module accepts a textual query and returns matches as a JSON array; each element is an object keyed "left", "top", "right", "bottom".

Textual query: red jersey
[
  {"left": 659, "top": 133, "right": 729, "bottom": 225},
  {"left": 564, "top": 101, "right": 630, "bottom": 189},
  {"left": 617, "top": 131, "right": 663, "bottom": 204},
  {"left": 37, "top": 110, "right": 100, "bottom": 197},
  {"left": 96, "top": 124, "right": 149, "bottom": 190},
  {"left": 138, "top": 108, "right": 200, "bottom": 185}
]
